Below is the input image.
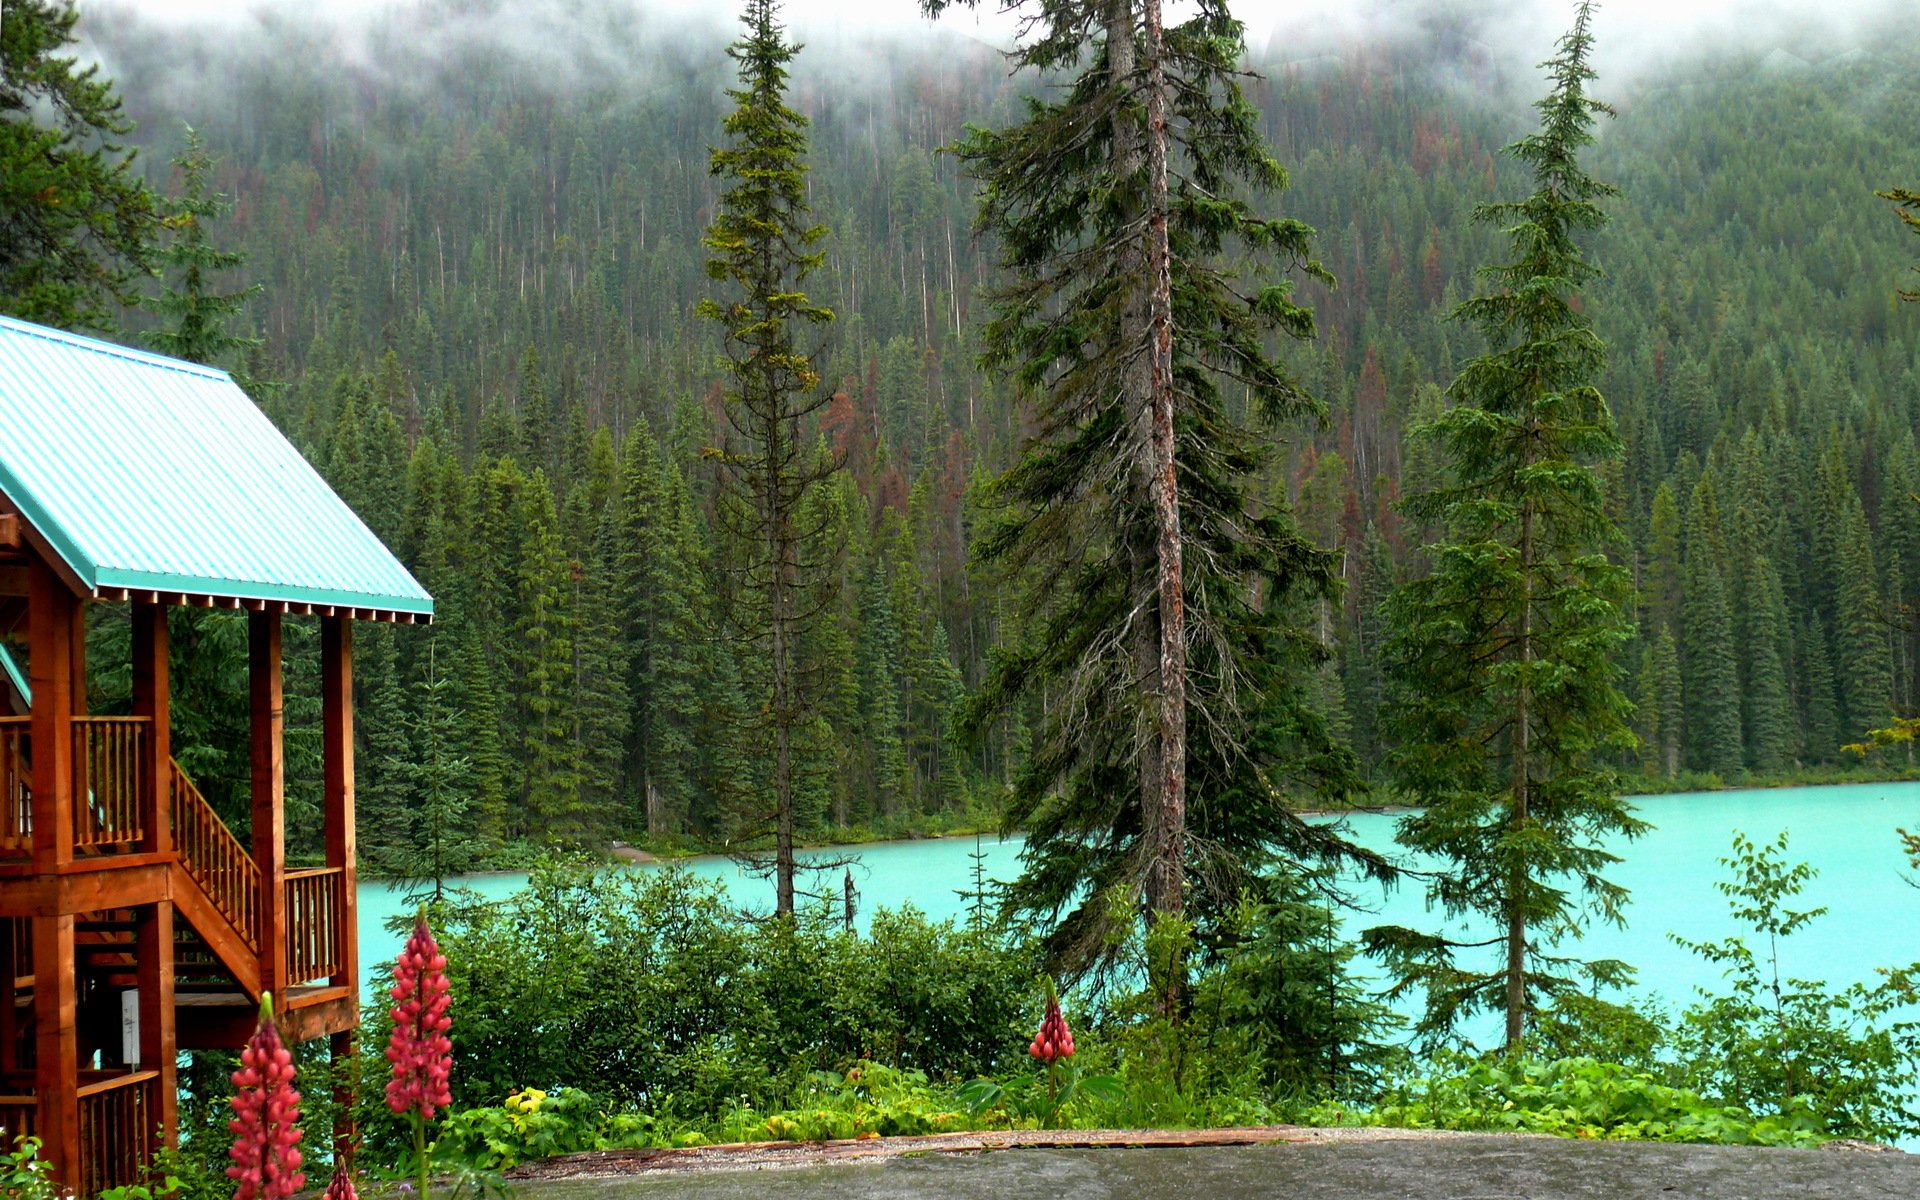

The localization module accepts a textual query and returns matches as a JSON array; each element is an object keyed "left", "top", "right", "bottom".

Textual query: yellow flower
[{"left": 505, "top": 1088, "right": 547, "bottom": 1114}]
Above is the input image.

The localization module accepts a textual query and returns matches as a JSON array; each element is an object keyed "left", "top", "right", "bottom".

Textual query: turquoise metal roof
[{"left": 0, "top": 316, "right": 432, "bottom": 619}]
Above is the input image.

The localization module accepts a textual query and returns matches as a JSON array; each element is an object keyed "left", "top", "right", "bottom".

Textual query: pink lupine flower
[
  {"left": 387, "top": 910, "right": 453, "bottom": 1200},
  {"left": 323, "top": 1161, "right": 358, "bottom": 1200},
  {"left": 1028, "top": 990, "right": 1076, "bottom": 1065},
  {"left": 227, "top": 993, "right": 306, "bottom": 1200},
  {"left": 386, "top": 911, "right": 454, "bottom": 1121}
]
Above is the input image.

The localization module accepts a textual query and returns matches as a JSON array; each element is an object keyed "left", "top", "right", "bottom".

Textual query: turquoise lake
[{"left": 356, "top": 780, "right": 1920, "bottom": 1034}]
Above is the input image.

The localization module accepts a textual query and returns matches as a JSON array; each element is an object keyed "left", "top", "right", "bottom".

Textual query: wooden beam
[
  {"left": 67, "top": 595, "right": 85, "bottom": 718},
  {"left": 0, "top": 920, "right": 15, "bottom": 1073},
  {"left": 132, "top": 603, "right": 171, "bottom": 857},
  {"left": 320, "top": 619, "right": 356, "bottom": 999},
  {"left": 135, "top": 901, "right": 178, "bottom": 1145},
  {"left": 0, "top": 516, "right": 17, "bottom": 550},
  {"left": 31, "top": 914, "right": 78, "bottom": 1190},
  {"left": 250, "top": 612, "right": 288, "bottom": 1003},
  {"left": 29, "top": 559, "right": 75, "bottom": 871}
]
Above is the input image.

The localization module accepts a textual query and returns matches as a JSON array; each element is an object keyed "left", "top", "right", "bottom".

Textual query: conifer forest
[{"left": 10, "top": 0, "right": 1920, "bottom": 1104}]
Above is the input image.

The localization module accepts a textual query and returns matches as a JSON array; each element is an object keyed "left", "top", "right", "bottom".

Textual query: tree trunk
[
  {"left": 1507, "top": 493, "right": 1535, "bottom": 1051},
  {"left": 1140, "top": 0, "right": 1187, "bottom": 999},
  {"left": 771, "top": 408, "right": 797, "bottom": 917}
]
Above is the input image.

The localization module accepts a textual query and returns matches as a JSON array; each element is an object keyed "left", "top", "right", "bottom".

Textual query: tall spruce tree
[
  {"left": 1, "top": 0, "right": 158, "bottom": 330},
  {"left": 698, "top": 0, "right": 837, "bottom": 915},
  {"left": 1370, "top": 3, "right": 1642, "bottom": 1050},
  {"left": 145, "top": 127, "right": 261, "bottom": 371},
  {"left": 932, "top": 0, "right": 1383, "bottom": 998},
  {"left": 1681, "top": 479, "right": 1742, "bottom": 778},
  {"left": 1880, "top": 185, "right": 1920, "bottom": 302}
]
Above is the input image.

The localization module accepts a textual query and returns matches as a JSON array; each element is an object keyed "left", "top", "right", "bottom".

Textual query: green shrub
[
  {"left": 1318, "top": 1055, "right": 1824, "bottom": 1146},
  {"left": 365, "top": 859, "right": 1037, "bottom": 1143}
]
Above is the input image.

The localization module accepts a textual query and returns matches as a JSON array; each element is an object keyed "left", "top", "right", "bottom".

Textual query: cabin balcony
[
  {"left": 0, "top": 715, "right": 156, "bottom": 860},
  {"left": 0, "top": 1069, "right": 160, "bottom": 1195}
]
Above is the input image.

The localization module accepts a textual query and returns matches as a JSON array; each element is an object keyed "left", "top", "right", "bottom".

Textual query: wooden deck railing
[
  {"left": 285, "top": 867, "right": 346, "bottom": 984},
  {"left": 170, "top": 765, "right": 260, "bottom": 950},
  {"left": 72, "top": 717, "right": 150, "bottom": 850},
  {"left": 0, "top": 719, "right": 28, "bottom": 857},
  {"left": 76, "top": 1070, "right": 158, "bottom": 1196},
  {"left": 0, "top": 1093, "right": 34, "bottom": 1147}
]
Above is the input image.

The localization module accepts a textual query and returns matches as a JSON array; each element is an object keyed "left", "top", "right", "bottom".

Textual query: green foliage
[
  {"left": 1667, "top": 831, "right": 1920, "bottom": 1141},
  {"left": 0, "top": 0, "right": 158, "bottom": 331},
  {"left": 434, "top": 1087, "right": 663, "bottom": 1171},
  {"left": 1324, "top": 1055, "right": 1824, "bottom": 1147},
  {"left": 369, "top": 861, "right": 1036, "bottom": 1127},
  {"left": 1373, "top": 3, "right": 1643, "bottom": 1048},
  {"left": 952, "top": 0, "right": 1382, "bottom": 986},
  {"left": 1880, "top": 185, "right": 1920, "bottom": 302},
  {"left": 143, "top": 126, "right": 261, "bottom": 372},
  {"left": 0, "top": 1137, "right": 56, "bottom": 1200},
  {"left": 955, "top": 1060, "right": 1123, "bottom": 1131},
  {"left": 1183, "top": 872, "right": 1405, "bottom": 1101}
]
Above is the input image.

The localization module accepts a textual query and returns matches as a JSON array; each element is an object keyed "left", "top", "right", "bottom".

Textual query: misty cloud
[{"left": 88, "top": 0, "right": 1915, "bottom": 115}]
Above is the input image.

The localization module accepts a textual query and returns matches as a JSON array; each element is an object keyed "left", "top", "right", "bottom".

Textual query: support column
[
  {"left": 28, "top": 559, "right": 75, "bottom": 871},
  {"left": 135, "top": 902, "right": 177, "bottom": 1144},
  {"left": 31, "top": 914, "right": 79, "bottom": 1191},
  {"left": 132, "top": 603, "right": 171, "bottom": 856},
  {"left": 322, "top": 617, "right": 359, "bottom": 1164},
  {"left": 321, "top": 618, "right": 356, "bottom": 990},
  {"left": 250, "top": 611, "right": 287, "bottom": 1002},
  {"left": 0, "top": 920, "right": 15, "bottom": 1074}
]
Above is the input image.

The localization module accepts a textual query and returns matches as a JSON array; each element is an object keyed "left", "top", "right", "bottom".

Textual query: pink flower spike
[
  {"left": 227, "top": 993, "right": 307, "bottom": 1200},
  {"left": 386, "top": 911, "right": 455, "bottom": 1122}
]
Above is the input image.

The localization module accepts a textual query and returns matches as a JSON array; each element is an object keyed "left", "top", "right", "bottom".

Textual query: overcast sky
[{"left": 95, "top": 0, "right": 1904, "bottom": 86}]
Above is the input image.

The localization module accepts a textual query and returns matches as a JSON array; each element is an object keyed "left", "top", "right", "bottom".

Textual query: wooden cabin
[{"left": 0, "top": 316, "right": 434, "bottom": 1194}]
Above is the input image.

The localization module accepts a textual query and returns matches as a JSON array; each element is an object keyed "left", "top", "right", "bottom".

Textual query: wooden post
[
  {"left": 321, "top": 618, "right": 356, "bottom": 990},
  {"left": 322, "top": 617, "right": 358, "bottom": 1164},
  {"left": 132, "top": 603, "right": 171, "bottom": 856},
  {"left": 31, "top": 914, "right": 79, "bottom": 1190},
  {"left": 0, "top": 921, "right": 15, "bottom": 1074},
  {"left": 250, "top": 611, "right": 287, "bottom": 1002},
  {"left": 28, "top": 559, "right": 75, "bottom": 871},
  {"left": 135, "top": 902, "right": 178, "bottom": 1144}
]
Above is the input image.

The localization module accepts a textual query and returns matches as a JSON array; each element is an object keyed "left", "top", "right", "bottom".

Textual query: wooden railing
[
  {"left": 0, "top": 1093, "right": 33, "bottom": 1147},
  {"left": 0, "top": 718, "right": 28, "bottom": 857},
  {"left": 77, "top": 1071, "right": 157, "bottom": 1196},
  {"left": 170, "top": 764, "right": 260, "bottom": 950},
  {"left": 285, "top": 867, "right": 346, "bottom": 985},
  {"left": 72, "top": 717, "right": 149, "bottom": 850}
]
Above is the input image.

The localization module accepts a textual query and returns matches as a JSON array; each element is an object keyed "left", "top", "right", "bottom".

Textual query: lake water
[{"left": 356, "top": 780, "right": 1920, "bottom": 1028}]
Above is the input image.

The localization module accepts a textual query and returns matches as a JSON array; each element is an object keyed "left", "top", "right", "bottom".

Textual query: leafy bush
[
  {"left": 433, "top": 1087, "right": 664, "bottom": 1170},
  {"left": 0, "top": 1137, "right": 57, "bottom": 1200},
  {"left": 1318, "top": 1055, "right": 1824, "bottom": 1146},
  {"left": 1667, "top": 831, "right": 1920, "bottom": 1142},
  {"left": 368, "top": 860, "right": 1036, "bottom": 1131}
]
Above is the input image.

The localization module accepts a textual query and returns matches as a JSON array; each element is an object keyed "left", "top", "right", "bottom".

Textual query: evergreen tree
[
  {"left": 1643, "top": 482, "right": 1682, "bottom": 637},
  {"left": 698, "top": 0, "right": 837, "bottom": 915},
  {"left": 514, "top": 473, "right": 582, "bottom": 840},
  {"left": 1738, "top": 555, "right": 1794, "bottom": 773},
  {"left": 144, "top": 127, "right": 261, "bottom": 371},
  {"left": 1801, "top": 615, "right": 1841, "bottom": 762},
  {"left": 386, "top": 640, "right": 479, "bottom": 899},
  {"left": 1371, "top": 4, "right": 1642, "bottom": 1050},
  {"left": 935, "top": 0, "right": 1378, "bottom": 999},
  {"left": 1681, "top": 480, "right": 1742, "bottom": 779},
  {"left": 0, "top": 0, "right": 158, "bottom": 330},
  {"left": 1634, "top": 628, "right": 1684, "bottom": 778},
  {"left": 1834, "top": 495, "right": 1893, "bottom": 741},
  {"left": 856, "top": 561, "right": 910, "bottom": 818},
  {"left": 1880, "top": 185, "right": 1920, "bottom": 302},
  {"left": 609, "top": 423, "right": 712, "bottom": 836}
]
